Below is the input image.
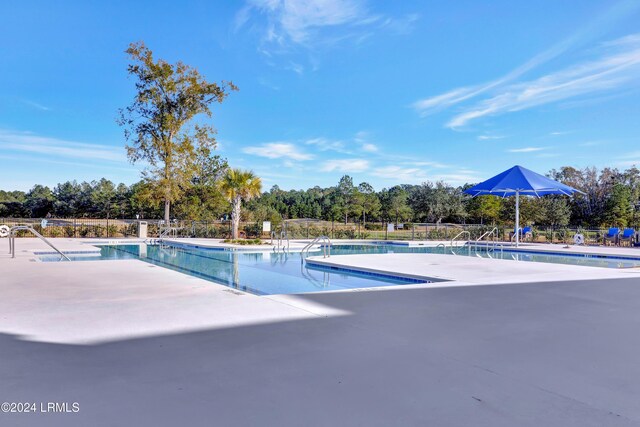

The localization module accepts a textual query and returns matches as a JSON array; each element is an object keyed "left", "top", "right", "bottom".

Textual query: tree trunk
[
  {"left": 164, "top": 200, "right": 170, "bottom": 224},
  {"left": 231, "top": 197, "right": 241, "bottom": 239}
]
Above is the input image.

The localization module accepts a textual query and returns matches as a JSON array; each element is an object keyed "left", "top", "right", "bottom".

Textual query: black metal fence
[{"left": 0, "top": 217, "right": 617, "bottom": 245}]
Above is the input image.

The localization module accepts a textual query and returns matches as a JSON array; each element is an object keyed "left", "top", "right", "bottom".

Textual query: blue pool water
[
  {"left": 39, "top": 244, "right": 432, "bottom": 295},
  {"left": 38, "top": 243, "right": 640, "bottom": 295}
]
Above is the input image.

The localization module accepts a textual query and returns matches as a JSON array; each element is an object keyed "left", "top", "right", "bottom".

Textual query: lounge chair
[
  {"left": 509, "top": 226, "right": 533, "bottom": 242},
  {"left": 603, "top": 227, "right": 620, "bottom": 246},
  {"left": 619, "top": 228, "right": 636, "bottom": 246}
]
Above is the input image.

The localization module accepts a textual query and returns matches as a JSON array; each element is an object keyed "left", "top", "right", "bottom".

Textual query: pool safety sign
[{"left": 263, "top": 221, "right": 271, "bottom": 232}]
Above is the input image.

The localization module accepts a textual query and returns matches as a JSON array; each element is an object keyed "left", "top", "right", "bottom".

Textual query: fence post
[
  {"left": 106, "top": 217, "right": 109, "bottom": 238},
  {"left": 412, "top": 226, "right": 415, "bottom": 241},
  {"left": 74, "top": 219, "right": 77, "bottom": 238}
]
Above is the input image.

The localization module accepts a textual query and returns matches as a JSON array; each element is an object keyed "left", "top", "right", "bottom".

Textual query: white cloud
[
  {"left": 353, "top": 130, "right": 378, "bottom": 152},
  {"left": 477, "top": 134, "right": 506, "bottom": 141},
  {"left": 507, "top": 147, "right": 546, "bottom": 153},
  {"left": 243, "top": 142, "right": 314, "bottom": 160},
  {"left": 361, "top": 143, "right": 378, "bottom": 152},
  {"left": 413, "top": 2, "right": 640, "bottom": 124},
  {"left": 237, "top": 0, "right": 371, "bottom": 46},
  {"left": 305, "top": 137, "right": 348, "bottom": 153},
  {"left": 320, "top": 158, "right": 369, "bottom": 172},
  {"left": 236, "top": 0, "right": 418, "bottom": 68},
  {"left": 402, "top": 160, "right": 449, "bottom": 169},
  {"left": 372, "top": 166, "right": 429, "bottom": 182},
  {"left": 447, "top": 34, "right": 640, "bottom": 128},
  {"left": 0, "top": 130, "right": 124, "bottom": 162},
  {"left": 372, "top": 165, "right": 480, "bottom": 185},
  {"left": 20, "top": 99, "right": 51, "bottom": 111},
  {"left": 379, "top": 13, "right": 419, "bottom": 35}
]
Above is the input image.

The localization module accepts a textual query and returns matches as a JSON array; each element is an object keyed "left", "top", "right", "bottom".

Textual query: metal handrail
[
  {"left": 159, "top": 227, "right": 181, "bottom": 239},
  {"left": 450, "top": 231, "right": 470, "bottom": 248},
  {"left": 281, "top": 230, "right": 290, "bottom": 252},
  {"left": 474, "top": 227, "right": 498, "bottom": 252},
  {"left": 9, "top": 225, "right": 70, "bottom": 260},
  {"left": 301, "top": 235, "right": 331, "bottom": 263}
]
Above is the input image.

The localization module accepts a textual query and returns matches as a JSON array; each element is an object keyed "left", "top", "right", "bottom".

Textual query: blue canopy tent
[{"left": 464, "top": 165, "right": 583, "bottom": 247}]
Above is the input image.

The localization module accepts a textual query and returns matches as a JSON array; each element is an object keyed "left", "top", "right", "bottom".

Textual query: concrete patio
[{"left": 1, "top": 238, "right": 640, "bottom": 426}]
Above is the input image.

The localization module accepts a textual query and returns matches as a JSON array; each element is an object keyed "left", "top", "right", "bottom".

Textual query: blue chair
[
  {"left": 510, "top": 226, "right": 533, "bottom": 242},
  {"left": 604, "top": 227, "right": 620, "bottom": 246},
  {"left": 619, "top": 228, "right": 636, "bottom": 246}
]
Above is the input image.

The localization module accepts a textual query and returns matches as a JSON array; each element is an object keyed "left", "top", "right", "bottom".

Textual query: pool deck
[
  {"left": 2, "top": 238, "right": 640, "bottom": 426},
  {"left": 307, "top": 252, "right": 640, "bottom": 286}
]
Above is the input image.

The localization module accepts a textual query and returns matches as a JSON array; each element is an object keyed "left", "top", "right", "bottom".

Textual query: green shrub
[{"left": 222, "top": 238, "right": 263, "bottom": 245}]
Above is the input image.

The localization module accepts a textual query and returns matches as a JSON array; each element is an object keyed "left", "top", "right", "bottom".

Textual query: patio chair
[
  {"left": 509, "top": 226, "right": 533, "bottom": 242},
  {"left": 619, "top": 228, "right": 636, "bottom": 247},
  {"left": 603, "top": 227, "right": 620, "bottom": 246}
]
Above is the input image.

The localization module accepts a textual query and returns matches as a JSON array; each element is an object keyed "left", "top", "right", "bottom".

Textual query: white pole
[{"left": 515, "top": 190, "right": 520, "bottom": 247}]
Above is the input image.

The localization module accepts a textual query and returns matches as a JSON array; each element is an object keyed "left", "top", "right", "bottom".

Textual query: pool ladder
[
  {"left": 271, "top": 230, "right": 290, "bottom": 252},
  {"left": 8, "top": 225, "right": 70, "bottom": 261},
  {"left": 301, "top": 236, "right": 331, "bottom": 264}
]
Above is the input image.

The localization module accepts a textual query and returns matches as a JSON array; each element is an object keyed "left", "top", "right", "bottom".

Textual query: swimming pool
[
  {"left": 38, "top": 242, "right": 640, "bottom": 295},
  {"left": 39, "top": 244, "right": 436, "bottom": 295}
]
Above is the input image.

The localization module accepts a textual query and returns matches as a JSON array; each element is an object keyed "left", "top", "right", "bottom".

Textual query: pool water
[
  {"left": 40, "top": 244, "right": 431, "bottom": 295},
  {"left": 38, "top": 243, "right": 640, "bottom": 295}
]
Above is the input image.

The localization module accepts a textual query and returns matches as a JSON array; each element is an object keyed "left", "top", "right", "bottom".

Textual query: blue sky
[{"left": 1, "top": 0, "right": 640, "bottom": 192}]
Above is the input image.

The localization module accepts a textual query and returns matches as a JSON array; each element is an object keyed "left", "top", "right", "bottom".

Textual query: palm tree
[{"left": 219, "top": 168, "right": 262, "bottom": 239}]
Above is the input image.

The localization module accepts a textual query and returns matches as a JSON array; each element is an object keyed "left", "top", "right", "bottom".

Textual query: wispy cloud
[
  {"left": 243, "top": 142, "right": 313, "bottom": 160},
  {"left": 0, "top": 130, "right": 124, "bottom": 162},
  {"left": 477, "top": 134, "right": 506, "bottom": 141},
  {"left": 401, "top": 160, "right": 449, "bottom": 169},
  {"left": 447, "top": 34, "right": 640, "bottom": 128},
  {"left": 305, "top": 137, "right": 349, "bottom": 153},
  {"left": 236, "top": 0, "right": 373, "bottom": 49},
  {"left": 320, "top": 158, "right": 369, "bottom": 172},
  {"left": 507, "top": 147, "right": 546, "bottom": 153},
  {"left": 372, "top": 166, "right": 430, "bottom": 182},
  {"left": 379, "top": 13, "right": 420, "bottom": 35},
  {"left": 412, "top": 1, "right": 640, "bottom": 126},
  {"left": 372, "top": 165, "right": 480, "bottom": 185},
  {"left": 20, "top": 99, "right": 51, "bottom": 111},
  {"left": 236, "top": 0, "right": 418, "bottom": 71}
]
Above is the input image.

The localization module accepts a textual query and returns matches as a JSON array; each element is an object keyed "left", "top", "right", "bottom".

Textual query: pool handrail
[
  {"left": 301, "top": 236, "right": 331, "bottom": 263},
  {"left": 450, "top": 231, "right": 470, "bottom": 248},
  {"left": 474, "top": 227, "right": 498, "bottom": 251},
  {"left": 9, "top": 225, "right": 70, "bottom": 261}
]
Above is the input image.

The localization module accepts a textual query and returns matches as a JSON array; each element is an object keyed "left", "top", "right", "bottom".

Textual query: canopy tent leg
[{"left": 515, "top": 190, "right": 520, "bottom": 248}]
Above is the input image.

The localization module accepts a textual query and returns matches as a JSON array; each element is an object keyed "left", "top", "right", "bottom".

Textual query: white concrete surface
[
  {"left": 307, "top": 253, "right": 640, "bottom": 286},
  {"left": 2, "top": 237, "right": 640, "bottom": 426}
]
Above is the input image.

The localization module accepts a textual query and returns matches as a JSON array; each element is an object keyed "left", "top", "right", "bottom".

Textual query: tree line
[{"left": 3, "top": 165, "right": 640, "bottom": 229}]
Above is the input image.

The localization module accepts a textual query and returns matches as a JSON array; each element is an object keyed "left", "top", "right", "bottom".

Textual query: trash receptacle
[{"left": 138, "top": 221, "right": 148, "bottom": 239}]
